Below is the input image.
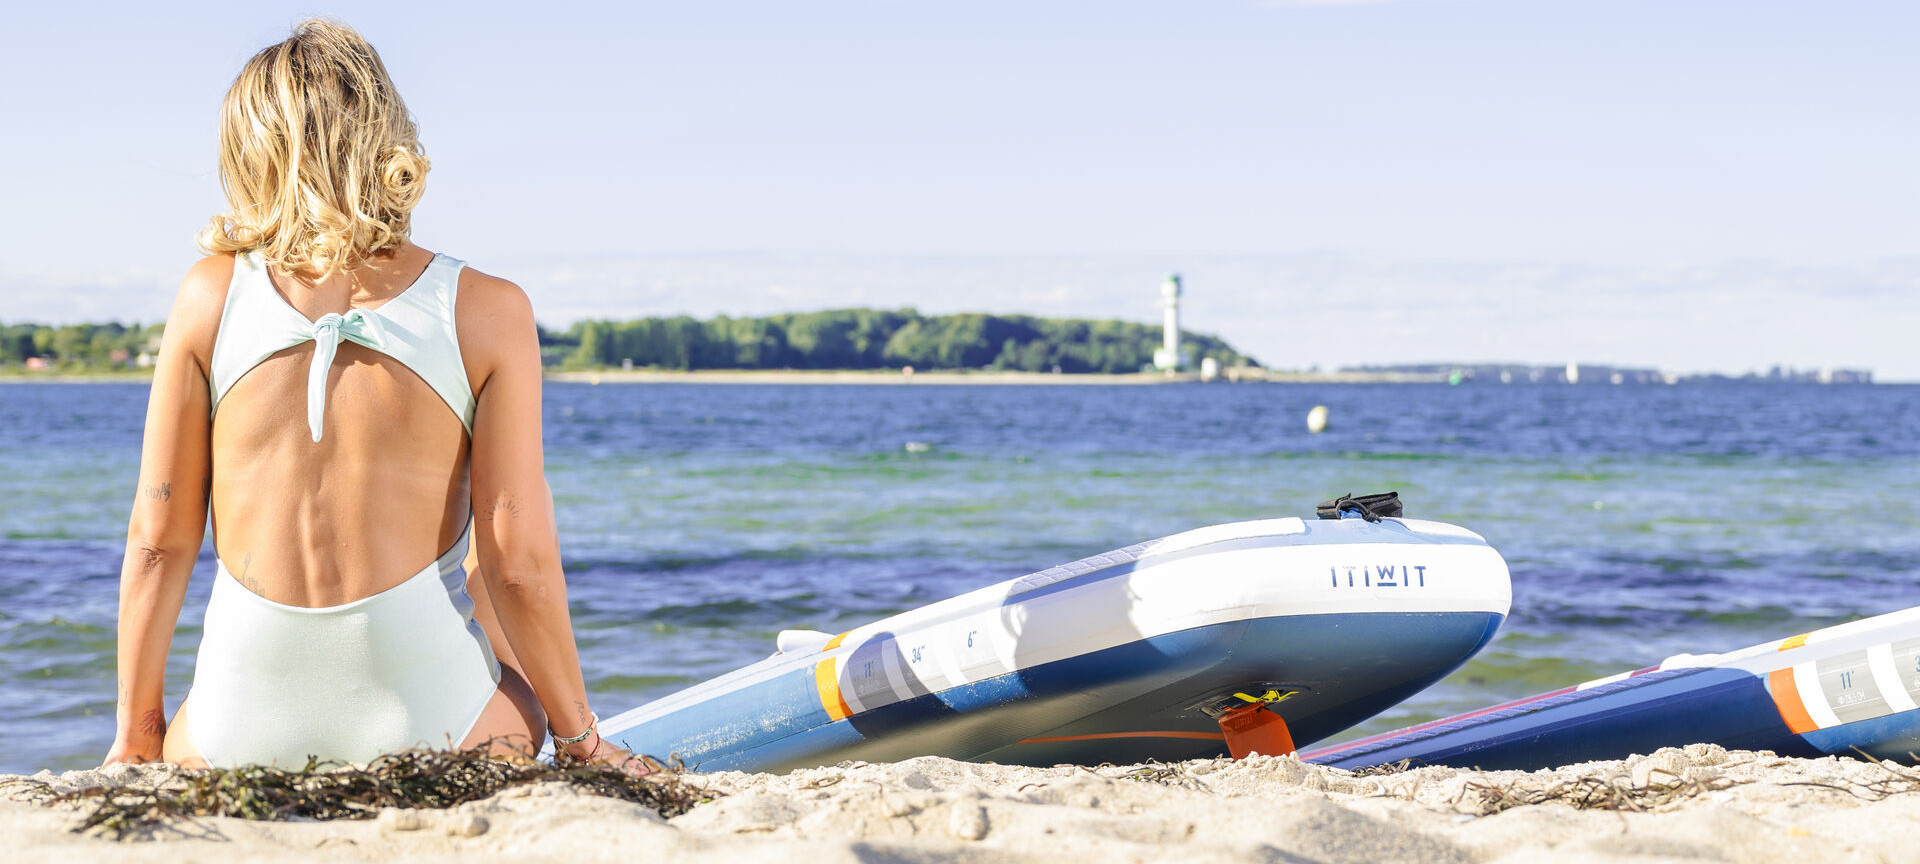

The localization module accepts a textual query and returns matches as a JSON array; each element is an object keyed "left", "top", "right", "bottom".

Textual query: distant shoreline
[
  {"left": 542, "top": 368, "right": 1444, "bottom": 385},
  {"left": 0, "top": 372, "right": 154, "bottom": 384},
  {"left": 0, "top": 368, "right": 1447, "bottom": 385},
  {"left": 4, "top": 368, "right": 1900, "bottom": 385}
]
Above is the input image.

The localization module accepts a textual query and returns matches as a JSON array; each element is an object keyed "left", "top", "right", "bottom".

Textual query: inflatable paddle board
[
  {"left": 1304, "top": 605, "right": 1920, "bottom": 771},
  {"left": 599, "top": 515, "right": 1512, "bottom": 772}
]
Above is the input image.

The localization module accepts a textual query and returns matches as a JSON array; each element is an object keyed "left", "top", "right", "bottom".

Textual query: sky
[{"left": 1, "top": 0, "right": 1914, "bottom": 377}]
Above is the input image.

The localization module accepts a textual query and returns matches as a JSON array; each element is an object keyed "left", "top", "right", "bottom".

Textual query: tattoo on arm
[
  {"left": 137, "top": 709, "right": 165, "bottom": 738},
  {"left": 143, "top": 482, "right": 172, "bottom": 502},
  {"left": 480, "top": 493, "right": 527, "bottom": 523}
]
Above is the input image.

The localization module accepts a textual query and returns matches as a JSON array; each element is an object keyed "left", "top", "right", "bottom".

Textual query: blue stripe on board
[
  {"left": 647, "top": 621, "right": 1250, "bottom": 771},
  {"left": 974, "top": 610, "right": 1506, "bottom": 768},
  {"left": 1307, "top": 666, "right": 1821, "bottom": 771},
  {"left": 616, "top": 609, "right": 1505, "bottom": 772},
  {"left": 1802, "top": 709, "right": 1920, "bottom": 761}
]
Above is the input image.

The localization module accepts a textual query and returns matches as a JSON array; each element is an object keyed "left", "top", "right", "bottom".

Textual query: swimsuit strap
[{"left": 208, "top": 252, "right": 476, "bottom": 439}]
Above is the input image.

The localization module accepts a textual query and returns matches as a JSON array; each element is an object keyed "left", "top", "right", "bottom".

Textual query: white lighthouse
[{"left": 1153, "top": 273, "right": 1183, "bottom": 372}]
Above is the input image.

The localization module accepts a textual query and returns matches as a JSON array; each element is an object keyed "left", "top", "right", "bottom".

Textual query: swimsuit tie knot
[{"left": 305, "top": 310, "right": 388, "bottom": 442}]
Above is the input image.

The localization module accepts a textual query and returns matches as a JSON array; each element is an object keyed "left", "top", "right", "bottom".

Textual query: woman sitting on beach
[{"left": 103, "top": 19, "right": 638, "bottom": 772}]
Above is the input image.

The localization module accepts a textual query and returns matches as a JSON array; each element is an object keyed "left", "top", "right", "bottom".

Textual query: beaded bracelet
[{"left": 552, "top": 712, "right": 599, "bottom": 747}]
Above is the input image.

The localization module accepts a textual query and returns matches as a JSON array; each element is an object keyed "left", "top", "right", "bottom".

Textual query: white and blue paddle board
[
  {"left": 599, "top": 516, "right": 1512, "bottom": 772},
  {"left": 1304, "top": 605, "right": 1920, "bottom": 770}
]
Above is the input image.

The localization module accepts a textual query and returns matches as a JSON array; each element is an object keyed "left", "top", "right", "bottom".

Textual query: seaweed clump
[
  {"left": 9, "top": 747, "right": 716, "bottom": 840},
  {"left": 1456, "top": 752, "right": 1920, "bottom": 815},
  {"left": 1121, "top": 760, "right": 1187, "bottom": 784},
  {"left": 1457, "top": 771, "right": 1739, "bottom": 814},
  {"left": 1349, "top": 759, "right": 1416, "bottom": 777}
]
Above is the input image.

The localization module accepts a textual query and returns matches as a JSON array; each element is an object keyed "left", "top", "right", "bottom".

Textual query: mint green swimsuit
[{"left": 186, "top": 251, "right": 500, "bottom": 767}]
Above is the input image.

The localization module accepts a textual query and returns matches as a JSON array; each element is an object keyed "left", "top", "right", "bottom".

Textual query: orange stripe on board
[
  {"left": 1017, "top": 731, "right": 1227, "bottom": 745},
  {"left": 1779, "top": 633, "right": 1810, "bottom": 652},
  {"left": 812, "top": 633, "right": 854, "bottom": 722},
  {"left": 813, "top": 658, "right": 852, "bottom": 721},
  {"left": 1768, "top": 668, "right": 1820, "bottom": 734}
]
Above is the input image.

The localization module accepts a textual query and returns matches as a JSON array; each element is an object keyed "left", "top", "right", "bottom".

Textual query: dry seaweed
[
  {"left": 6, "top": 747, "right": 717, "bottom": 840},
  {"left": 1121, "top": 761, "right": 1186, "bottom": 784},
  {"left": 1350, "top": 759, "right": 1416, "bottom": 777},
  {"left": 1119, "top": 760, "right": 1214, "bottom": 792},
  {"left": 1456, "top": 771, "right": 1740, "bottom": 814},
  {"left": 1780, "top": 754, "right": 1920, "bottom": 803},
  {"left": 1457, "top": 753, "right": 1920, "bottom": 815}
]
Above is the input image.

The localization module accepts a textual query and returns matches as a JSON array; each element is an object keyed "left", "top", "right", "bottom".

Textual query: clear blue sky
[{"left": 2, "top": 1, "right": 1914, "bottom": 376}]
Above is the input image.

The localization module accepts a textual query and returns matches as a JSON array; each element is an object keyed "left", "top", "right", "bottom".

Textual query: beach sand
[{"left": 6, "top": 746, "right": 1919, "bottom": 862}]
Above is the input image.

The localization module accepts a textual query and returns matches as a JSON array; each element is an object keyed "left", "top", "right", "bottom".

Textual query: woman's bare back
[{"left": 209, "top": 244, "right": 474, "bottom": 606}]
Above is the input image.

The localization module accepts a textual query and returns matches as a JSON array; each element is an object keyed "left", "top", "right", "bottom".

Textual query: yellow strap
[{"left": 1232, "top": 689, "right": 1293, "bottom": 705}]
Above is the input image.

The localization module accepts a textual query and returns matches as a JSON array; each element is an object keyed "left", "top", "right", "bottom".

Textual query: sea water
[{"left": 2, "top": 381, "right": 1917, "bottom": 773}]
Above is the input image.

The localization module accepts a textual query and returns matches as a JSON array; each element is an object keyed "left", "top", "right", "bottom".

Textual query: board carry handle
[{"left": 1315, "top": 491, "right": 1403, "bottom": 523}]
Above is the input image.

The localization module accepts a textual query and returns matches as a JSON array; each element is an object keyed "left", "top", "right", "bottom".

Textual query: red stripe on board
[{"left": 1018, "top": 731, "right": 1227, "bottom": 744}]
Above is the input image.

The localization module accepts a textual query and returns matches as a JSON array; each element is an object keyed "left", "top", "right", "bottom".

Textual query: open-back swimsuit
[{"left": 184, "top": 251, "right": 500, "bottom": 767}]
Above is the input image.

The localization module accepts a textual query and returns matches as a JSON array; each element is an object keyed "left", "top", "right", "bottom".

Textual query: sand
[{"left": 6, "top": 746, "right": 1920, "bottom": 863}]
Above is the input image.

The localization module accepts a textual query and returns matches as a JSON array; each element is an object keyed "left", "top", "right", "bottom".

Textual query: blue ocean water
[{"left": 2, "top": 381, "right": 1917, "bottom": 773}]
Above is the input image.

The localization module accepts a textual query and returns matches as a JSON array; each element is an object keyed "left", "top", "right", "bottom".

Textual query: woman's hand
[{"left": 102, "top": 711, "right": 167, "bottom": 766}]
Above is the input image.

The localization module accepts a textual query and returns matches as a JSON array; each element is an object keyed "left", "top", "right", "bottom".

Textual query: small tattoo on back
[{"left": 236, "top": 553, "right": 262, "bottom": 594}]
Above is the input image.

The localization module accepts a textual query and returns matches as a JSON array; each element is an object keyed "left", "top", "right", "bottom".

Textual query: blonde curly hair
[{"left": 199, "top": 19, "right": 429, "bottom": 278}]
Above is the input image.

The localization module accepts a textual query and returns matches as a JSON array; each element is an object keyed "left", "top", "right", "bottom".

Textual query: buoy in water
[{"left": 1306, "top": 405, "right": 1330, "bottom": 434}]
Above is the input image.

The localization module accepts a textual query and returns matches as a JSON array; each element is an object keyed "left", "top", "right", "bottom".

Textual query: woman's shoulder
[
  {"left": 452, "top": 264, "right": 540, "bottom": 383},
  {"left": 454, "top": 264, "right": 535, "bottom": 331},
  {"left": 164, "top": 253, "right": 241, "bottom": 367},
  {"left": 180, "top": 252, "right": 238, "bottom": 309}
]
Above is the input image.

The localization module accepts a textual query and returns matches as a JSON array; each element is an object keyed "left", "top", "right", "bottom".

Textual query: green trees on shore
[
  {"left": 555, "top": 309, "right": 1257, "bottom": 373},
  {"left": 0, "top": 322, "right": 163, "bottom": 371},
  {"left": 1, "top": 310, "right": 1258, "bottom": 374}
]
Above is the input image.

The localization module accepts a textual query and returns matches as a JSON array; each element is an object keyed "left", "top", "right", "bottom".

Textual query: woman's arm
[
  {"left": 104, "top": 259, "right": 224, "bottom": 765},
  {"left": 462, "top": 274, "right": 634, "bottom": 768}
]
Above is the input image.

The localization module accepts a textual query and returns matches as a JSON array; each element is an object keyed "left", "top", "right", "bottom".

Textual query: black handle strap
[{"left": 1314, "top": 491, "right": 1403, "bottom": 523}]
